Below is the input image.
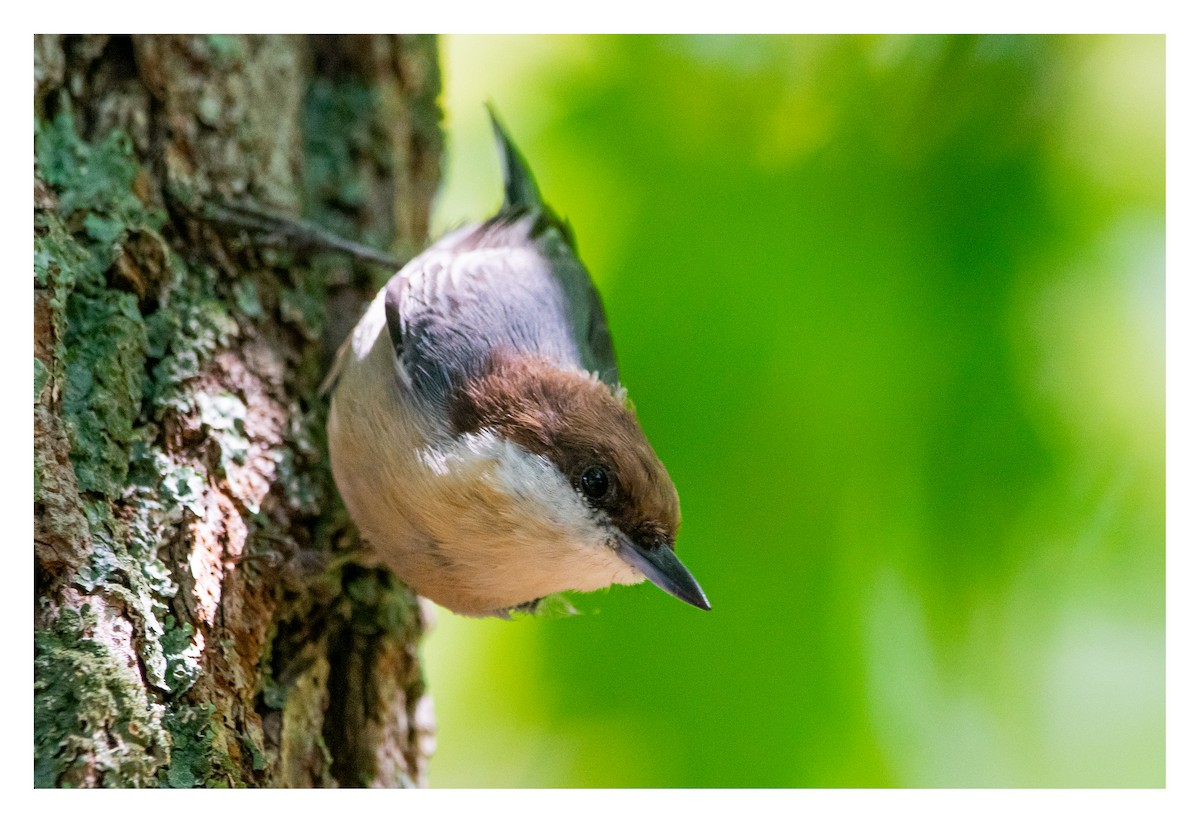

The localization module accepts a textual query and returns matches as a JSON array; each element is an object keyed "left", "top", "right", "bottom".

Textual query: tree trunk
[{"left": 34, "top": 34, "right": 441, "bottom": 788}]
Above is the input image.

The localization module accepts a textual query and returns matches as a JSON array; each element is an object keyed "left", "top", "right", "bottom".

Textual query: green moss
[
  {"left": 36, "top": 109, "right": 164, "bottom": 227},
  {"left": 35, "top": 46, "right": 435, "bottom": 788},
  {"left": 261, "top": 672, "right": 288, "bottom": 712},
  {"left": 34, "top": 606, "right": 169, "bottom": 787},
  {"left": 34, "top": 357, "right": 48, "bottom": 402},
  {"left": 157, "top": 698, "right": 246, "bottom": 788},
  {"left": 302, "top": 77, "right": 392, "bottom": 248},
  {"left": 62, "top": 289, "right": 147, "bottom": 495},
  {"left": 37, "top": 108, "right": 239, "bottom": 504},
  {"left": 205, "top": 34, "right": 244, "bottom": 65},
  {"left": 243, "top": 725, "right": 270, "bottom": 773},
  {"left": 343, "top": 567, "right": 415, "bottom": 635},
  {"left": 35, "top": 107, "right": 167, "bottom": 498},
  {"left": 234, "top": 278, "right": 264, "bottom": 318},
  {"left": 279, "top": 286, "right": 326, "bottom": 342},
  {"left": 303, "top": 78, "right": 374, "bottom": 207},
  {"left": 161, "top": 702, "right": 231, "bottom": 788},
  {"left": 161, "top": 615, "right": 203, "bottom": 695},
  {"left": 145, "top": 261, "right": 239, "bottom": 415},
  {"left": 275, "top": 445, "right": 322, "bottom": 518},
  {"left": 34, "top": 368, "right": 47, "bottom": 500},
  {"left": 76, "top": 499, "right": 181, "bottom": 689},
  {"left": 34, "top": 108, "right": 210, "bottom": 789},
  {"left": 35, "top": 213, "right": 90, "bottom": 410}
]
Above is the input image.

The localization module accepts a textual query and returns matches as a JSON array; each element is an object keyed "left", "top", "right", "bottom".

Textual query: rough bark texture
[{"left": 34, "top": 34, "right": 442, "bottom": 788}]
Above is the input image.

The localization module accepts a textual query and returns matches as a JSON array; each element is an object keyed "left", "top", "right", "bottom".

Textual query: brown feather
[{"left": 449, "top": 350, "right": 680, "bottom": 547}]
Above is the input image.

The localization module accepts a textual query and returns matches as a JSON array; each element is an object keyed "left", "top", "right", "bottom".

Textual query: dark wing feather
[
  {"left": 386, "top": 214, "right": 619, "bottom": 409},
  {"left": 488, "top": 103, "right": 543, "bottom": 215},
  {"left": 379, "top": 108, "right": 619, "bottom": 408},
  {"left": 534, "top": 223, "right": 619, "bottom": 386}
]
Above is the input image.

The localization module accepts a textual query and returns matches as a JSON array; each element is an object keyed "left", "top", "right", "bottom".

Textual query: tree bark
[{"left": 33, "top": 34, "right": 441, "bottom": 788}]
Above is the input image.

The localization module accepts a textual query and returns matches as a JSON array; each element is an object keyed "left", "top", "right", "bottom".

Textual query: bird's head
[{"left": 448, "top": 350, "right": 709, "bottom": 610}]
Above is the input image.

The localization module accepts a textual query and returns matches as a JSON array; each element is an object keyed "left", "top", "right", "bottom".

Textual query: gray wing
[{"left": 385, "top": 215, "right": 619, "bottom": 410}]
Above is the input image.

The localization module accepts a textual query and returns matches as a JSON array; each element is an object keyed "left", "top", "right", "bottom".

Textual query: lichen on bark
[{"left": 34, "top": 34, "right": 441, "bottom": 788}]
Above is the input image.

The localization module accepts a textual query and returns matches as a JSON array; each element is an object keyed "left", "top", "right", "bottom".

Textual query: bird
[{"left": 324, "top": 108, "right": 709, "bottom": 618}]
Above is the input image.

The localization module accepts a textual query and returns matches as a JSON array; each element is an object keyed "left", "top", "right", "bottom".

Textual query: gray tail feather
[{"left": 486, "top": 104, "right": 543, "bottom": 212}]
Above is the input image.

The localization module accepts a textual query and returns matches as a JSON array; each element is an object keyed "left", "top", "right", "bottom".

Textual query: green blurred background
[{"left": 420, "top": 34, "right": 1164, "bottom": 788}]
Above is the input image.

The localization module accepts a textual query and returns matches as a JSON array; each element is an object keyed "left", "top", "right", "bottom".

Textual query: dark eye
[{"left": 579, "top": 465, "right": 611, "bottom": 501}]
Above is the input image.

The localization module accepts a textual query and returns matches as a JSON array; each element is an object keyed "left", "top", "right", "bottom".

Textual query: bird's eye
[{"left": 579, "top": 465, "right": 611, "bottom": 500}]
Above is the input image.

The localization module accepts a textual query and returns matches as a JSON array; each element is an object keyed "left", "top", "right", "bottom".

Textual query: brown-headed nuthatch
[{"left": 325, "top": 109, "right": 709, "bottom": 617}]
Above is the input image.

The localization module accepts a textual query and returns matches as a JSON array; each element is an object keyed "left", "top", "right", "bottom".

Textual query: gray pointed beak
[{"left": 615, "top": 534, "right": 711, "bottom": 611}]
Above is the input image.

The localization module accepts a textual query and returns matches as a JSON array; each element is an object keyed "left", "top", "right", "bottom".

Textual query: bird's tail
[{"left": 486, "top": 103, "right": 543, "bottom": 213}]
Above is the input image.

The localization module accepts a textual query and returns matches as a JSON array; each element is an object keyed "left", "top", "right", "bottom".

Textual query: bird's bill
[{"left": 615, "top": 534, "right": 711, "bottom": 611}]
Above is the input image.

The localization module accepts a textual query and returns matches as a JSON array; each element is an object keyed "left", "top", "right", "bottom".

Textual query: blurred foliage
[{"left": 422, "top": 34, "right": 1164, "bottom": 787}]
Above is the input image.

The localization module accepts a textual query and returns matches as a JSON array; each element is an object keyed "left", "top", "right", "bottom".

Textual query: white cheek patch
[
  {"left": 460, "top": 431, "right": 605, "bottom": 541},
  {"left": 419, "top": 430, "right": 642, "bottom": 587},
  {"left": 469, "top": 434, "right": 645, "bottom": 589},
  {"left": 418, "top": 444, "right": 452, "bottom": 476}
]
